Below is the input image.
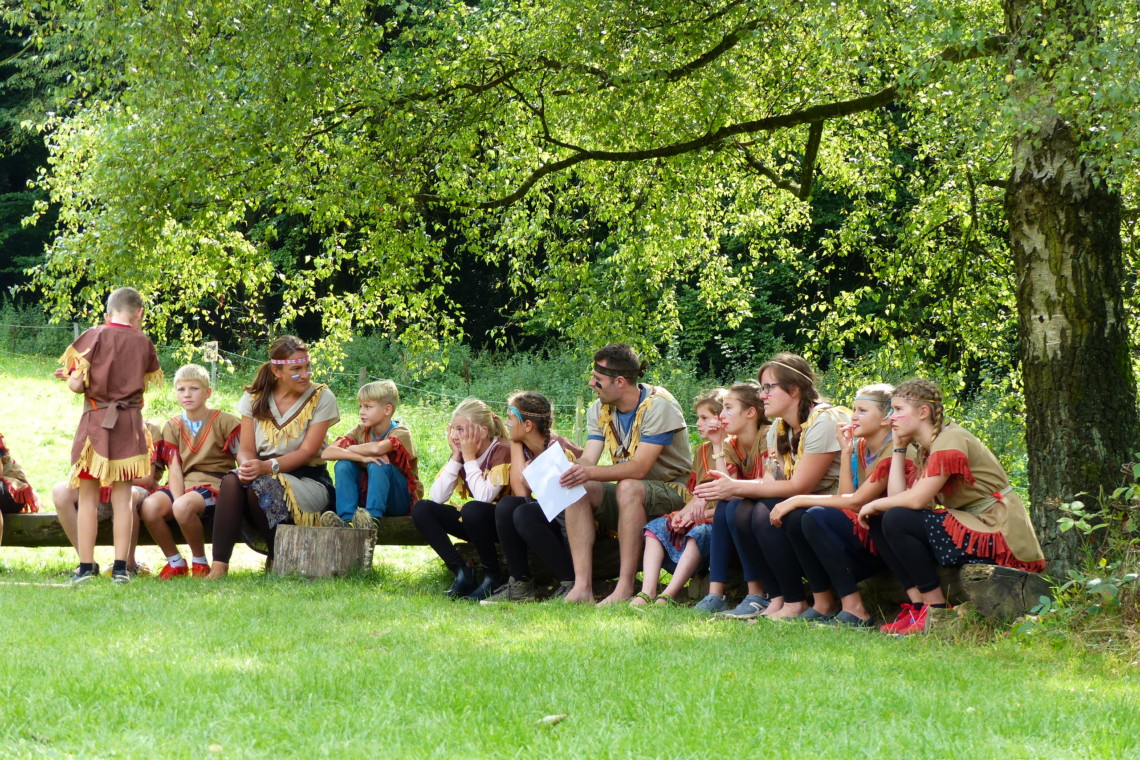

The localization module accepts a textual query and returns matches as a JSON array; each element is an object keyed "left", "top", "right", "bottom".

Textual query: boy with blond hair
[
  {"left": 141, "top": 364, "right": 240, "bottom": 579},
  {"left": 57, "top": 286, "right": 163, "bottom": 584},
  {"left": 321, "top": 380, "right": 422, "bottom": 528}
]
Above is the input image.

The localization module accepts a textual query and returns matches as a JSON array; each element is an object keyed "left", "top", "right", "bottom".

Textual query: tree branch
[{"left": 413, "top": 34, "right": 1009, "bottom": 210}]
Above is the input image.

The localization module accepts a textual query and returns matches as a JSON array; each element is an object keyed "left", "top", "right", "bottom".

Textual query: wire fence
[{"left": 0, "top": 320, "right": 587, "bottom": 410}]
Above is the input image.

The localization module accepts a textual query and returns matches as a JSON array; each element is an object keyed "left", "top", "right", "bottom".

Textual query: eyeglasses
[{"left": 759, "top": 383, "right": 783, "bottom": 394}]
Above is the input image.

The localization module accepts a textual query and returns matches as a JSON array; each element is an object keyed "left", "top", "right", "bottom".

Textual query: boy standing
[
  {"left": 57, "top": 286, "right": 163, "bottom": 584},
  {"left": 321, "top": 380, "right": 422, "bottom": 528},
  {"left": 141, "top": 364, "right": 240, "bottom": 579}
]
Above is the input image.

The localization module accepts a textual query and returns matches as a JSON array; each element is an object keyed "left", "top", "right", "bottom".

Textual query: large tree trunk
[{"left": 1006, "top": 0, "right": 1139, "bottom": 576}]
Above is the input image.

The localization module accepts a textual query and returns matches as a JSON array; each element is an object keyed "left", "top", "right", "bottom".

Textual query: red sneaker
[
  {"left": 157, "top": 563, "right": 189, "bottom": 580},
  {"left": 190, "top": 562, "right": 210, "bottom": 578},
  {"left": 890, "top": 603, "right": 936, "bottom": 635},
  {"left": 879, "top": 603, "right": 919, "bottom": 634}
]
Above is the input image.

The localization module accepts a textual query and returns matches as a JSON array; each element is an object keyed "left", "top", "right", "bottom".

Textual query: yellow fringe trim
[
  {"left": 69, "top": 440, "right": 152, "bottom": 487},
  {"left": 597, "top": 386, "right": 678, "bottom": 462},
  {"left": 59, "top": 346, "right": 93, "bottom": 388},
  {"left": 776, "top": 405, "right": 852, "bottom": 479},
  {"left": 145, "top": 368, "right": 165, "bottom": 391},
  {"left": 278, "top": 475, "right": 321, "bottom": 527},
  {"left": 256, "top": 383, "right": 328, "bottom": 448},
  {"left": 664, "top": 481, "right": 693, "bottom": 503}
]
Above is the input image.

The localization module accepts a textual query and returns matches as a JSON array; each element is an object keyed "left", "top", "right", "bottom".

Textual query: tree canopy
[{"left": 8, "top": 0, "right": 1134, "bottom": 365}]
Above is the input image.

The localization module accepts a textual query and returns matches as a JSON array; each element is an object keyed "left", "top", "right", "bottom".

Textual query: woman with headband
[
  {"left": 694, "top": 353, "right": 847, "bottom": 620},
  {"left": 207, "top": 336, "right": 340, "bottom": 578},
  {"left": 855, "top": 379, "right": 1046, "bottom": 635},
  {"left": 480, "top": 391, "right": 583, "bottom": 603}
]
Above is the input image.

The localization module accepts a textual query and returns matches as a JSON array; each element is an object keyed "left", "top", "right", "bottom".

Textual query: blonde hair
[
  {"left": 855, "top": 383, "right": 894, "bottom": 415},
  {"left": 358, "top": 380, "right": 399, "bottom": 408},
  {"left": 174, "top": 364, "right": 211, "bottom": 388},
  {"left": 893, "top": 379, "right": 945, "bottom": 441},
  {"left": 453, "top": 397, "right": 508, "bottom": 441},
  {"left": 106, "top": 287, "right": 144, "bottom": 315}
]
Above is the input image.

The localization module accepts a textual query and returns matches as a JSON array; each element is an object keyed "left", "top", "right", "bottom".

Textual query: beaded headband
[
  {"left": 508, "top": 405, "right": 552, "bottom": 423},
  {"left": 271, "top": 357, "right": 309, "bottom": 365}
]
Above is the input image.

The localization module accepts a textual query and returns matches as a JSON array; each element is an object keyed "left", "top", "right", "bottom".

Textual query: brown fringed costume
[{"left": 60, "top": 323, "right": 163, "bottom": 486}]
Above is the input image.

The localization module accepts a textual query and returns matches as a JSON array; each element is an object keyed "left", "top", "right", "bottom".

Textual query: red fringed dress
[{"left": 912, "top": 423, "right": 1045, "bottom": 573}]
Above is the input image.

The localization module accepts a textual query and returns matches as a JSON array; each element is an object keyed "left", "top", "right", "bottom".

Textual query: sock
[
  {"left": 79, "top": 562, "right": 95, "bottom": 574},
  {"left": 112, "top": 559, "right": 127, "bottom": 573},
  {"left": 167, "top": 554, "right": 187, "bottom": 568},
  {"left": 191, "top": 555, "right": 209, "bottom": 566},
  {"left": 931, "top": 603, "right": 948, "bottom": 609}
]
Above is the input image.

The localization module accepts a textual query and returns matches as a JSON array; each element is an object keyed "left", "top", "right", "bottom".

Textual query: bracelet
[
  {"left": 712, "top": 452, "right": 726, "bottom": 460},
  {"left": 893, "top": 448, "right": 908, "bottom": 453}
]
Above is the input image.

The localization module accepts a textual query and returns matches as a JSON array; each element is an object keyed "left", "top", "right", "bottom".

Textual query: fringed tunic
[{"left": 60, "top": 323, "right": 163, "bottom": 487}]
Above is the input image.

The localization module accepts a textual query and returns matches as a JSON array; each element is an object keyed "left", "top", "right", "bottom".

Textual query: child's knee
[{"left": 172, "top": 494, "right": 205, "bottom": 521}]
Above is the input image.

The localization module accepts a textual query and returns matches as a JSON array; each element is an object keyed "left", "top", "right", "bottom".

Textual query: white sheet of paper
[{"left": 526, "top": 442, "right": 588, "bottom": 521}]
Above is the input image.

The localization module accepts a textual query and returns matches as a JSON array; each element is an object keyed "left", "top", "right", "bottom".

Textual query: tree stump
[{"left": 271, "top": 524, "right": 375, "bottom": 578}]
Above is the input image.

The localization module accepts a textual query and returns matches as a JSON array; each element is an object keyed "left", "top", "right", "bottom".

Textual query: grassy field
[{"left": 3, "top": 351, "right": 1140, "bottom": 758}]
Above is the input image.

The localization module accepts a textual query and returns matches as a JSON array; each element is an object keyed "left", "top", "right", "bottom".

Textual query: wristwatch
[{"left": 269, "top": 458, "right": 281, "bottom": 475}]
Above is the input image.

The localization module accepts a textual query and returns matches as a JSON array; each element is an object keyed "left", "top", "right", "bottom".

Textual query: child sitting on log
[
  {"left": 857, "top": 379, "right": 1046, "bottom": 635},
  {"left": 321, "top": 380, "right": 422, "bottom": 529},
  {"left": 141, "top": 364, "right": 240, "bottom": 579},
  {"left": 411, "top": 398, "right": 511, "bottom": 600}
]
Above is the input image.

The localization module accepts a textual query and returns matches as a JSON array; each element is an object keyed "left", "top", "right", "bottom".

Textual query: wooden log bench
[{"left": 0, "top": 512, "right": 429, "bottom": 549}]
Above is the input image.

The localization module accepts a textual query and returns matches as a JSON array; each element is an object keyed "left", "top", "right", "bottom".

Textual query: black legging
[
  {"left": 212, "top": 472, "right": 274, "bottom": 564},
  {"left": 411, "top": 498, "right": 500, "bottom": 574},
  {"left": 748, "top": 498, "right": 810, "bottom": 603},
  {"left": 868, "top": 508, "right": 941, "bottom": 593},
  {"left": 781, "top": 507, "right": 844, "bottom": 596},
  {"left": 495, "top": 495, "right": 573, "bottom": 583},
  {"left": 799, "top": 506, "right": 883, "bottom": 598},
  {"left": 0, "top": 487, "right": 22, "bottom": 515},
  {"left": 722, "top": 498, "right": 781, "bottom": 595}
]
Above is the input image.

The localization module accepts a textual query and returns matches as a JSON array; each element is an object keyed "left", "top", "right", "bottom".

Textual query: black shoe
[
  {"left": 111, "top": 567, "right": 131, "bottom": 584},
  {"left": 445, "top": 564, "right": 477, "bottom": 598},
  {"left": 69, "top": 565, "right": 99, "bottom": 585},
  {"left": 464, "top": 571, "right": 502, "bottom": 602}
]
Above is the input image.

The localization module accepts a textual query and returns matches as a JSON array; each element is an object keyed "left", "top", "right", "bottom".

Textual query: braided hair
[
  {"left": 507, "top": 391, "right": 554, "bottom": 448},
  {"left": 893, "top": 379, "right": 945, "bottom": 444},
  {"left": 758, "top": 353, "right": 821, "bottom": 458}
]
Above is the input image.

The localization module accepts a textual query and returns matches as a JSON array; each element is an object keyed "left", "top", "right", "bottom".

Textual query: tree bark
[{"left": 1006, "top": 0, "right": 1139, "bottom": 575}]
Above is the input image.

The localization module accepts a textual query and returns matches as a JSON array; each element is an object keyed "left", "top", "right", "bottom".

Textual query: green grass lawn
[{"left": 4, "top": 352, "right": 1140, "bottom": 758}]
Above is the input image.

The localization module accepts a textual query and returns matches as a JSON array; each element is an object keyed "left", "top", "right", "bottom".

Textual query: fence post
[
  {"left": 72, "top": 323, "right": 80, "bottom": 340},
  {"left": 574, "top": 395, "right": 584, "bottom": 446},
  {"left": 203, "top": 341, "right": 219, "bottom": 386},
  {"left": 359, "top": 367, "right": 368, "bottom": 388}
]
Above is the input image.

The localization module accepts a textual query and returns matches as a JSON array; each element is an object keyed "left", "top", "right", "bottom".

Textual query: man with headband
[{"left": 559, "top": 344, "right": 693, "bottom": 605}]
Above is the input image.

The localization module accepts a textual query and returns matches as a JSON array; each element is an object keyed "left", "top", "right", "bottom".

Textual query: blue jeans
[{"left": 333, "top": 460, "right": 411, "bottom": 520}]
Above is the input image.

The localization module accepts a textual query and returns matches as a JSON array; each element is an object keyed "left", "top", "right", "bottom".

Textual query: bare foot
[
  {"left": 205, "top": 561, "right": 229, "bottom": 580},
  {"left": 767, "top": 601, "right": 808, "bottom": 619},
  {"left": 562, "top": 586, "right": 594, "bottom": 603},
  {"left": 596, "top": 589, "right": 634, "bottom": 607}
]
